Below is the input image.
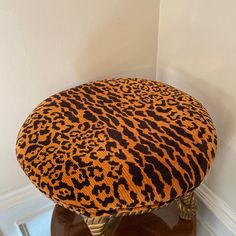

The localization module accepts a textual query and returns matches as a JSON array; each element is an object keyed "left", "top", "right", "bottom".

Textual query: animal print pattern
[{"left": 16, "top": 78, "right": 217, "bottom": 217}]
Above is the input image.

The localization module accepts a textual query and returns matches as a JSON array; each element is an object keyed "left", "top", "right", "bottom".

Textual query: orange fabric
[{"left": 16, "top": 78, "right": 217, "bottom": 217}]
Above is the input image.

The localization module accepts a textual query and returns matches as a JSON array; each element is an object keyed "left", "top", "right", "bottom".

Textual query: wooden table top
[{"left": 51, "top": 203, "right": 196, "bottom": 236}]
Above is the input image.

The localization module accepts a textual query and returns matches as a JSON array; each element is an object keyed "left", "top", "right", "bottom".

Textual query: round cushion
[{"left": 16, "top": 78, "right": 217, "bottom": 217}]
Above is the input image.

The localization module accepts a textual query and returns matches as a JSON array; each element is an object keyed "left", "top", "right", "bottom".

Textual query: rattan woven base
[{"left": 83, "top": 191, "right": 197, "bottom": 236}]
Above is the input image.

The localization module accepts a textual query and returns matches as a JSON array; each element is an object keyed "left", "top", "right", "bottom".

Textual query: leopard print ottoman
[{"left": 16, "top": 78, "right": 217, "bottom": 236}]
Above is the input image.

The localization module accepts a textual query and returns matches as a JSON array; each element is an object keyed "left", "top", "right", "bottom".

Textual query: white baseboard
[
  {"left": 196, "top": 183, "right": 236, "bottom": 236},
  {"left": 0, "top": 185, "right": 53, "bottom": 236},
  {"left": 0, "top": 185, "right": 43, "bottom": 211}
]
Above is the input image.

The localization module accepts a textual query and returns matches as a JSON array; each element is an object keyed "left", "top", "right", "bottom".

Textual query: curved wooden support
[
  {"left": 84, "top": 216, "right": 109, "bottom": 236},
  {"left": 177, "top": 191, "right": 197, "bottom": 220}
]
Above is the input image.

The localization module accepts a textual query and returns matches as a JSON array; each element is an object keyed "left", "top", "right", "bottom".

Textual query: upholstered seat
[{"left": 16, "top": 78, "right": 217, "bottom": 234}]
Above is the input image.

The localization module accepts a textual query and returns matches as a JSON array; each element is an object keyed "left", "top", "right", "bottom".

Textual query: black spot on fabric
[
  {"left": 65, "top": 160, "right": 78, "bottom": 175},
  {"left": 33, "top": 120, "right": 46, "bottom": 129},
  {"left": 114, "top": 165, "right": 123, "bottom": 176},
  {"left": 25, "top": 144, "right": 42, "bottom": 155},
  {"left": 141, "top": 184, "right": 155, "bottom": 202},
  {"left": 192, "top": 150, "right": 208, "bottom": 174},
  {"left": 122, "top": 126, "right": 137, "bottom": 141},
  {"left": 39, "top": 128, "right": 50, "bottom": 135},
  {"left": 162, "top": 126, "right": 191, "bottom": 148},
  {"left": 176, "top": 105, "right": 186, "bottom": 111},
  {"left": 139, "top": 137, "right": 164, "bottom": 157},
  {"left": 60, "top": 100, "right": 78, "bottom": 115},
  {"left": 170, "top": 187, "right": 177, "bottom": 199},
  {"left": 128, "top": 148, "right": 144, "bottom": 166},
  {"left": 83, "top": 86, "right": 96, "bottom": 95},
  {"left": 159, "top": 144, "right": 175, "bottom": 160},
  {"left": 100, "top": 106, "right": 114, "bottom": 115},
  {"left": 88, "top": 106, "right": 103, "bottom": 114},
  {"left": 77, "top": 192, "right": 90, "bottom": 201},
  {"left": 79, "top": 121, "right": 90, "bottom": 131},
  {"left": 145, "top": 155, "right": 172, "bottom": 185},
  {"left": 138, "top": 120, "right": 150, "bottom": 130},
  {"left": 115, "top": 149, "right": 127, "bottom": 160},
  {"left": 108, "top": 95, "right": 121, "bottom": 103},
  {"left": 68, "top": 99, "right": 85, "bottom": 110},
  {"left": 81, "top": 200, "right": 99, "bottom": 210},
  {"left": 121, "top": 116, "right": 135, "bottom": 128},
  {"left": 54, "top": 182, "right": 75, "bottom": 200},
  {"left": 87, "top": 166, "right": 104, "bottom": 181},
  {"left": 165, "top": 159, "right": 188, "bottom": 193},
  {"left": 72, "top": 156, "right": 93, "bottom": 167},
  {"left": 211, "top": 148, "right": 216, "bottom": 159},
  {"left": 188, "top": 154, "right": 202, "bottom": 186},
  {"left": 98, "top": 116, "right": 115, "bottom": 129},
  {"left": 107, "top": 171, "right": 119, "bottom": 179},
  {"left": 143, "top": 118, "right": 159, "bottom": 130},
  {"left": 81, "top": 92, "right": 96, "bottom": 103},
  {"left": 195, "top": 140, "right": 208, "bottom": 157},
  {"left": 105, "top": 141, "right": 117, "bottom": 152},
  {"left": 127, "top": 191, "right": 139, "bottom": 207},
  {"left": 207, "top": 135, "right": 212, "bottom": 142},
  {"left": 90, "top": 85, "right": 104, "bottom": 94},
  {"left": 108, "top": 160, "right": 120, "bottom": 166},
  {"left": 41, "top": 181, "right": 54, "bottom": 195},
  {"left": 97, "top": 95, "right": 113, "bottom": 103},
  {"left": 83, "top": 111, "right": 97, "bottom": 122},
  {"left": 146, "top": 110, "right": 167, "bottom": 122},
  {"left": 107, "top": 128, "right": 128, "bottom": 148},
  {"left": 198, "top": 127, "right": 206, "bottom": 138},
  {"left": 183, "top": 173, "right": 193, "bottom": 189},
  {"left": 52, "top": 121, "right": 64, "bottom": 131},
  {"left": 134, "top": 143, "right": 150, "bottom": 154},
  {"left": 92, "top": 183, "right": 110, "bottom": 195},
  {"left": 71, "top": 169, "right": 90, "bottom": 190},
  {"left": 97, "top": 196, "right": 115, "bottom": 207},
  {"left": 28, "top": 132, "right": 39, "bottom": 143},
  {"left": 108, "top": 91, "right": 122, "bottom": 98},
  {"left": 161, "top": 136, "right": 185, "bottom": 157},
  {"left": 176, "top": 155, "right": 193, "bottom": 179},
  {"left": 126, "top": 162, "right": 143, "bottom": 186},
  {"left": 144, "top": 164, "right": 165, "bottom": 198},
  {"left": 135, "top": 110, "right": 147, "bottom": 117},
  {"left": 169, "top": 124, "right": 194, "bottom": 141},
  {"left": 107, "top": 114, "right": 120, "bottom": 126},
  {"left": 156, "top": 107, "right": 172, "bottom": 113},
  {"left": 113, "top": 177, "right": 129, "bottom": 205},
  {"left": 64, "top": 111, "right": 78, "bottom": 123}
]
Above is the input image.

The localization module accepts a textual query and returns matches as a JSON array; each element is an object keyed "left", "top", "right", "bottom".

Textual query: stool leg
[
  {"left": 84, "top": 216, "right": 109, "bottom": 236},
  {"left": 177, "top": 191, "right": 197, "bottom": 220}
]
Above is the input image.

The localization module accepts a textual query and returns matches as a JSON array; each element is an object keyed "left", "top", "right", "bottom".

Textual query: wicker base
[
  {"left": 84, "top": 216, "right": 109, "bottom": 236},
  {"left": 84, "top": 191, "right": 197, "bottom": 235},
  {"left": 177, "top": 191, "right": 197, "bottom": 220}
]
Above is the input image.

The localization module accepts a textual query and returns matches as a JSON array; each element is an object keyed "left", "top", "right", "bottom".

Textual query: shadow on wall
[{"left": 75, "top": 0, "right": 158, "bottom": 81}]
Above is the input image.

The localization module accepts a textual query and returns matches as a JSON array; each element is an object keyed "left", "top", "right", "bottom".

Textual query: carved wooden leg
[
  {"left": 177, "top": 191, "right": 197, "bottom": 220},
  {"left": 84, "top": 216, "right": 109, "bottom": 236}
]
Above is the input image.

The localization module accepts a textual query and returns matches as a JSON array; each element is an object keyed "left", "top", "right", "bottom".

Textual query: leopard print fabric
[{"left": 16, "top": 78, "right": 217, "bottom": 217}]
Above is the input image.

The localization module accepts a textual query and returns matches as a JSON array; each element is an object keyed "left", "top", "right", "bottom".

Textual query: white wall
[
  {"left": 157, "top": 0, "right": 236, "bottom": 211},
  {"left": 0, "top": 0, "right": 159, "bottom": 195}
]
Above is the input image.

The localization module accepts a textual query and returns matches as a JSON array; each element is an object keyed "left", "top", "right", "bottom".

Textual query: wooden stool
[{"left": 16, "top": 78, "right": 217, "bottom": 236}]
